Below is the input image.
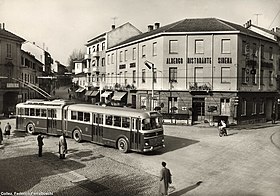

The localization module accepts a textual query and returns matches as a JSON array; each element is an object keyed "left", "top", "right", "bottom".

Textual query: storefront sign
[
  {"left": 218, "top": 57, "right": 232, "bottom": 64},
  {"left": 7, "top": 83, "right": 19, "bottom": 88},
  {"left": 166, "top": 58, "right": 183, "bottom": 64},
  {"left": 187, "top": 57, "right": 211, "bottom": 64}
]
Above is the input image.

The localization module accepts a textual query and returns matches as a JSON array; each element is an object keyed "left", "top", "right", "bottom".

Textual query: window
[
  {"left": 78, "top": 112, "right": 83, "bottom": 121},
  {"left": 259, "top": 99, "right": 264, "bottom": 114},
  {"left": 119, "top": 51, "right": 123, "bottom": 62},
  {"left": 152, "top": 42, "right": 157, "bottom": 56},
  {"left": 71, "top": 111, "right": 78, "bottom": 120},
  {"left": 107, "top": 54, "right": 110, "bottom": 65},
  {"left": 124, "top": 50, "right": 128, "bottom": 61},
  {"left": 133, "top": 48, "right": 136, "bottom": 60},
  {"left": 25, "top": 108, "right": 29, "bottom": 116},
  {"left": 111, "top": 53, "right": 114, "bottom": 64},
  {"left": 168, "top": 97, "right": 178, "bottom": 113},
  {"left": 169, "top": 40, "right": 178, "bottom": 54},
  {"left": 105, "top": 115, "right": 113, "bottom": 125},
  {"left": 242, "top": 68, "right": 247, "bottom": 83},
  {"left": 142, "top": 69, "right": 146, "bottom": 83},
  {"left": 30, "top": 108, "right": 35, "bottom": 116},
  {"left": 253, "top": 43, "right": 257, "bottom": 57},
  {"left": 221, "top": 39, "right": 231, "bottom": 53},
  {"left": 41, "top": 109, "right": 47, "bottom": 117},
  {"left": 113, "top": 116, "right": 121, "bottom": 127},
  {"left": 269, "top": 71, "right": 273, "bottom": 85},
  {"left": 133, "top": 70, "right": 136, "bottom": 83},
  {"left": 169, "top": 67, "right": 177, "bottom": 82},
  {"left": 122, "top": 117, "right": 130, "bottom": 128},
  {"left": 241, "top": 99, "right": 247, "bottom": 116},
  {"left": 269, "top": 47, "right": 273, "bottom": 60},
  {"left": 102, "top": 42, "right": 105, "bottom": 50},
  {"left": 7, "top": 43, "right": 11, "bottom": 58},
  {"left": 252, "top": 70, "right": 257, "bottom": 85},
  {"left": 221, "top": 67, "right": 230, "bottom": 83},
  {"left": 221, "top": 98, "right": 230, "bottom": 115},
  {"left": 195, "top": 40, "right": 204, "bottom": 54},
  {"left": 252, "top": 99, "right": 257, "bottom": 115},
  {"left": 35, "top": 109, "right": 40, "bottom": 116},
  {"left": 84, "top": 113, "right": 90, "bottom": 122},
  {"left": 124, "top": 71, "right": 127, "bottom": 85},
  {"left": 102, "top": 58, "right": 105, "bottom": 66},
  {"left": 142, "top": 45, "right": 146, "bottom": 58},
  {"left": 242, "top": 41, "right": 247, "bottom": 55}
]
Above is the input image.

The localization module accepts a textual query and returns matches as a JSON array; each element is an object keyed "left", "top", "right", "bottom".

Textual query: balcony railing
[
  {"left": 83, "top": 68, "right": 90, "bottom": 73},
  {"left": 92, "top": 51, "right": 100, "bottom": 58},
  {"left": 189, "top": 82, "right": 212, "bottom": 92},
  {"left": 91, "top": 66, "right": 100, "bottom": 72}
]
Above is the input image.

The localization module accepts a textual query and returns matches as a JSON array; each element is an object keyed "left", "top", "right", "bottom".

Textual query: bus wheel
[
  {"left": 117, "top": 138, "right": 129, "bottom": 153},
  {"left": 26, "top": 123, "right": 35, "bottom": 134},
  {"left": 73, "top": 129, "right": 82, "bottom": 142}
]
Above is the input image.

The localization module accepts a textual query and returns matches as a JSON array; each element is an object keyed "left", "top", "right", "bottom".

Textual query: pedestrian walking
[
  {"left": 0, "top": 122, "right": 3, "bottom": 145},
  {"left": 37, "top": 134, "right": 44, "bottom": 157},
  {"left": 59, "top": 133, "right": 67, "bottom": 159},
  {"left": 159, "top": 161, "right": 172, "bottom": 196},
  {"left": 4, "top": 122, "right": 11, "bottom": 139}
]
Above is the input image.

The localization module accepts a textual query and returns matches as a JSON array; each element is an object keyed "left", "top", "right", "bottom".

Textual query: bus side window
[
  {"left": 30, "top": 108, "right": 35, "bottom": 116},
  {"left": 35, "top": 109, "right": 40, "bottom": 116},
  {"left": 25, "top": 108, "right": 29, "bottom": 116},
  {"left": 122, "top": 117, "right": 130, "bottom": 128},
  {"left": 99, "top": 114, "right": 104, "bottom": 125},
  {"left": 84, "top": 112, "right": 90, "bottom": 122},
  {"left": 71, "top": 111, "right": 77, "bottom": 120},
  {"left": 105, "top": 115, "right": 112, "bottom": 125},
  {"left": 136, "top": 119, "right": 140, "bottom": 130},
  {"left": 78, "top": 112, "right": 83, "bottom": 121},
  {"left": 41, "top": 109, "right": 47, "bottom": 117},
  {"left": 114, "top": 116, "right": 121, "bottom": 127}
]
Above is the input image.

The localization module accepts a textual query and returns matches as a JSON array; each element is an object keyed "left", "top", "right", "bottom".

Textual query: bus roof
[
  {"left": 16, "top": 99, "right": 74, "bottom": 108},
  {"left": 66, "top": 104, "right": 161, "bottom": 119}
]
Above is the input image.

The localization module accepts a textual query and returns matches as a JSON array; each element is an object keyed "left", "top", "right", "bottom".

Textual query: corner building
[{"left": 106, "top": 18, "right": 280, "bottom": 125}]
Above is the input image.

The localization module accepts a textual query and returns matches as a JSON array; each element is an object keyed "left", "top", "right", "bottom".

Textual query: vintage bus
[{"left": 16, "top": 99, "right": 164, "bottom": 153}]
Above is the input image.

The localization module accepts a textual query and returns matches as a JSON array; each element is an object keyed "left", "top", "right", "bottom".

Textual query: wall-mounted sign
[
  {"left": 187, "top": 57, "right": 211, "bottom": 64},
  {"left": 166, "top": 58, "right": 183, "bottom": 64},
  {"left": 218, "top": 57, "right": 232, "bottom": 64},
  {"left": 7, "top": 83, "right": 19, "bottom": 88}
]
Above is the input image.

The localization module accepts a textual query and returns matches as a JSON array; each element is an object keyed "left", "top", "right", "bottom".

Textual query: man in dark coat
[
  {"left": 159, "top": 161, "right": 172, "bottom": 196},
  {"left": 59, "top": 133, "right": 67, "bottom": 159},
  {"left": 37, "top": 134, "right": 44, "bottom": 157}
]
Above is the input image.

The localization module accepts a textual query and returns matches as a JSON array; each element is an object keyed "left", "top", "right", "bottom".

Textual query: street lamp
[{"left": 144, "top": 60, "right": 155, "bottom": 110}]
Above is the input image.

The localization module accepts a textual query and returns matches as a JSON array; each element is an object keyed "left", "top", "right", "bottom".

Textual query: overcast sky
[{"left": 0, "top": 0, "right": 279, "bottom": 66}]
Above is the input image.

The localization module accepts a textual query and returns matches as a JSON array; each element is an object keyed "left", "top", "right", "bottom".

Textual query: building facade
[{"left": 105, "top": 18, "right": 280, "bottom": 125}]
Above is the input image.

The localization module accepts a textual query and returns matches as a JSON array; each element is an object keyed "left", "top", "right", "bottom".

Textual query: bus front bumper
[{"left": 143, "top": 144, "right": 165, "bottom": 152}]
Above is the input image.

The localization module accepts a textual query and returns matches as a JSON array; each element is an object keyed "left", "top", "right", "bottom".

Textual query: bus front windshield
[{"left": 142, "top": 116, "right": 163, "bottom": 130}]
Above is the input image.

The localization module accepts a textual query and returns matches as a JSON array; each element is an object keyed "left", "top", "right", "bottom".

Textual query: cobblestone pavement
[{"left": 0, "top": 118, "right": 280, "bottom": 196}]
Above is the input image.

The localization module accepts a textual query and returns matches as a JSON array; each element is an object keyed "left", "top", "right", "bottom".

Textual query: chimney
[
  {"left": 148, "top": 25, "right": 154, "bottom": 31},
  {"left": 3, "top": 23, "right": 5, "bottom": 30},
  {"left": 154, "top": 22, "right": 160, "bottom": 29},
  {"left": 112, "top": 25, "right": 115, "bottom": 30}
]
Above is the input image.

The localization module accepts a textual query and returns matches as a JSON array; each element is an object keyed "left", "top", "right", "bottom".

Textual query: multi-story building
[
  {"left": 0, "top": 23, "right": 25, "bottom": 115},
  {"left": 105, "top": 18, "right": 280, "bottom": 125},
  {"left": 74, "top": 22, "right": 142, "bottom": 103}
]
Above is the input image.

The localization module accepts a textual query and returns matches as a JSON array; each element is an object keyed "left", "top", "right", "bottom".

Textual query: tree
[{"left": 67, "top": 49, "right": 85, "bottom": 72}]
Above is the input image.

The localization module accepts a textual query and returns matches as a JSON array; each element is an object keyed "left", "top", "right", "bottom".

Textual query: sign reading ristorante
[{"left": 187, "top": 57, "right": 212, "bottom": 64}]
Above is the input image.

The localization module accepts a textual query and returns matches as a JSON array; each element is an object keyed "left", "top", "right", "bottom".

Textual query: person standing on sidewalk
[
  {"left": 59, "top": 133, "right": 67, "bottom": 159},
  {"left": 37, "top": 134, "right": 44, "bottom": 157},
  {"left": 0, "top": 122, "right": 3, "bottom": 145},
  {"left": 159, "top": 161, "right": 172, "bottom": 196},
  {"left": 4, "top": 122, "right": 11, "bottom": 139}
]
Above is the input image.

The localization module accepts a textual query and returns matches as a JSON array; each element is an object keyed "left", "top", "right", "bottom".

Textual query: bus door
[
  {"left": 47, "top": 109, "right": 57, "bottom": 135},
  {"left": 62, "top": 107, "right": 67, "bottom": 134},
  {"left": 93, "top": 114, "right": 103, "bottom": 144},
  {"left": 130, "top": 118, "right": 140, "bottom": 150}
]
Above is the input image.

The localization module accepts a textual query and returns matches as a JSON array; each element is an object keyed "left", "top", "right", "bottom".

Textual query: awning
[
  {"left": 101, "top": 91, "right": 113, "bottom": 98},
  {"left": 75, "top": 88, "right": 85, "bottom": 93},
  {"left": 90, "top": 90, "right": 99, "bottom": 97},
  {"left": 85, "top": 90, "right": 93, "bottom": 96},
  {"left": 112, "top": 92, "right": 127, "bottom": 101}
]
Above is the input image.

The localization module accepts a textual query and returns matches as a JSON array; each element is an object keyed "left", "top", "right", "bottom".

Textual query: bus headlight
[{"left": 145, "top": 141, "right": 149, "bottom": 146}]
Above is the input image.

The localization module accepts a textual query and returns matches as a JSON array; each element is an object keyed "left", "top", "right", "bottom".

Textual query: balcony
[
  {"left": 92, "top": 51, "right": 100, "bottom": 58},
  {"left": 91, "top": 66, "right": 100, "bottom": 72},
  {"left": 83, "top": 68, "right": 90, "bottom": 74},
  {"left": 189, "top": 82, "right": 212, "bottom": 93}
]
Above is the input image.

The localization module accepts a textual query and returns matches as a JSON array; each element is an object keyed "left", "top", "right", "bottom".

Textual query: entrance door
[
  {"left": 47, "top": 109, "right": 57, "bottom": 134},
  {"left": 132, "top": 95, "right": 136, "bottom": 109},
  {"left": 93, "top": 114, "right": 103, "bottom": 143},
  {"left": 130, "top": 118, "right": 140, "bottom": 150},
  {"left": 192, "top": 98, "right": 205, "bottom": 122}
]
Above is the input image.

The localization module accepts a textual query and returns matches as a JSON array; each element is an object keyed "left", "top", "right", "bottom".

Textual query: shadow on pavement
[
  {"left": 56, "top": 173, "right": 158, "bottom": 196},
  {"left": 147, "top": 135, "right": 199, "bottom": 155},
  {"left": 67, "top": 150, "right": 105, "bottom": 162},
  {"left": 0, "top": 152, "right": 85, "bottom": 192},
  {"left": 169, "top": 181, "right": 203, "bottom": 196}
]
